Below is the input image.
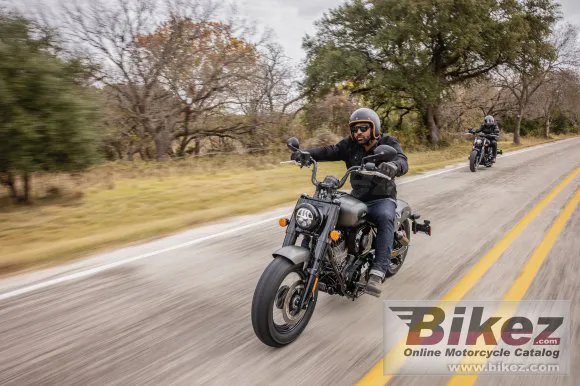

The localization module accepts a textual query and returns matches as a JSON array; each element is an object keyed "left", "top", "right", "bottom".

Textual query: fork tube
[{"left": 297, "top": 205, "right": 339, "bottom": 310}]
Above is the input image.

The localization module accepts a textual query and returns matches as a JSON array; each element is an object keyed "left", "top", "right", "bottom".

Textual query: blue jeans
[{"left": 366, "top": 198, "right": 396, "bottom": 277}]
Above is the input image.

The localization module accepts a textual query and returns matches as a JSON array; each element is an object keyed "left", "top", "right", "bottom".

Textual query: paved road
[{"left": 0, "top": 138, "right": 578, "bottom": 386}]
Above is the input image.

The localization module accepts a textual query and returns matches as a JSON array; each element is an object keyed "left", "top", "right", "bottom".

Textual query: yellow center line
[
  {"left": 355, "top": 167, "right": 579, "bottom": 386},
  {"left": 446, "top": 188, "right": 579, "bottom": 385}
]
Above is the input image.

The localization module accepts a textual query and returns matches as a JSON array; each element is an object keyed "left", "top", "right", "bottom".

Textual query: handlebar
[
  {"left": 281, "top": 157, "right": 392, "bottom": 190},
  {"left": 467, "top": 131, "right": 498, "bottom": 138},
  {"left": 356, "top": 170, "right": 392, "bottom": 180}
]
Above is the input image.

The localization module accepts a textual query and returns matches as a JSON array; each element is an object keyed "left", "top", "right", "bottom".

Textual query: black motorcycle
[
  {"left": 467, "top": 129, "right": 502, "bottom": 172},
  {"left": 251, "top": 137, "right": 432, "bottom": 347}
]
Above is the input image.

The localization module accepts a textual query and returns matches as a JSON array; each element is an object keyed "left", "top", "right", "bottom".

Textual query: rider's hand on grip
[
  {"left": 290, "top": 150, "right": 301, "bottom": 162},
  {"left": 290, "top": 150, "right": 313, "bottom": 167},
  {"left": 378, "top": 161, "right": 398, "bottom": 178}
]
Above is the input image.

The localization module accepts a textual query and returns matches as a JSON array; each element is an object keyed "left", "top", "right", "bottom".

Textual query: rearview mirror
[
  {"left": 373, "top": 145, "right": 397, "bottom": 162},
  {"left": 287, "top": 137, "right": 300, "bottom": 151}
]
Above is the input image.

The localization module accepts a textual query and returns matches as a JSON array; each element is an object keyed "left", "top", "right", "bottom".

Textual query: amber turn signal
[
  {"left": 329, "top": 230, "right": 340, "bottom": 241},
  {"left": 279, "top": 218, "right": 289, "bottom": 227}
]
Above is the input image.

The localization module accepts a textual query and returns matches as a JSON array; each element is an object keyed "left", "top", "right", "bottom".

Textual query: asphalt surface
[{"left": 0, "top": 138, "right": 578, "bottom": 386}]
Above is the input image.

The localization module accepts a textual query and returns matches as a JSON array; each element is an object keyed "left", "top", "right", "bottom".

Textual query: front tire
[
  {"left": 469, "top": 150, "right": 479, "bottom": 172},
  {"left": 251, "top": 257, "right": 318, "bottom": 347}
]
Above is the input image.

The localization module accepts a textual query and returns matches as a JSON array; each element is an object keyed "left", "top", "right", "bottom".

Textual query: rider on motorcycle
[
  {"left": 471, "top": 115, "right": 500, "bottom": 162},
  {"left": 291, "top": 108, "right": 408, "bottom": 296}
]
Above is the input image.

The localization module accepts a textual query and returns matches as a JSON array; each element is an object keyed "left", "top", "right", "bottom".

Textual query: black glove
[
  {"left": 291, "top": 150, "right": 313, "bottom": 166},
  {"left": 290, "top": 151, "right": 301, "bottom": 162},
  {"left": 378, "top": 162, "right": 398, "bottom": 178}
]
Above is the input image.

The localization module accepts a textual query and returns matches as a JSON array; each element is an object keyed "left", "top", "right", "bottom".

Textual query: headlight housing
[
  {"left": 294, "top": 203, "right": 321, "bottom": 230},
  {"left": 475, "top": 138, "right": 482, "bottom": 145}
]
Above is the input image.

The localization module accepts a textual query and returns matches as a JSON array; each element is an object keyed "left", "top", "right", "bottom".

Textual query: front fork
[
  {"left": 297, "top": 248, "right": 321, "bottom": 312},
  {"left": 296, "top": 212, "right": 339, "bottom": 312}
]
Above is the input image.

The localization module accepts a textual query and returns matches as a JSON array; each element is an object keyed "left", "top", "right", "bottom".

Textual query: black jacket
[
  {"left": 475, "top": 123, "right": 500, "bottom": 136},
  {"left": 305, "top": 134, "right": 408, "bottom": 202}
]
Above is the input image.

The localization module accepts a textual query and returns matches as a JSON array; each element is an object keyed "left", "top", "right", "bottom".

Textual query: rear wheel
[
  {"left": 251, "top": 257, "right": 318, "bottom": 347},
  {"left": 469, "top": 150, "right": 479, "bottom": 172},
  {"left": 386, "top": 219, "right": 411, "bottom": 277}
]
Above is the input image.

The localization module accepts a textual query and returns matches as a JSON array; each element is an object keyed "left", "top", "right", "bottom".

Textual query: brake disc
[
  {"left": 275, "top": 285, "right": 289, "bottom": 309},
  {"left": 282, "top": 281, "right": 307, "bottom": 325}
]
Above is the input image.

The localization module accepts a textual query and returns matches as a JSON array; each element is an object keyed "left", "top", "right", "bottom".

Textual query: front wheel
[
  {"left": 251, "top": 257, "right": 318, "bottom": 347},
  {"left": 469, "top": 150, "right": 479, "bottom": 172}
]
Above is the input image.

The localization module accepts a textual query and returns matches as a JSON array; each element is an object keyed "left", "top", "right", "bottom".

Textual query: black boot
[{"left": 366, "top": 269, "right": 385, "bottom": 297}]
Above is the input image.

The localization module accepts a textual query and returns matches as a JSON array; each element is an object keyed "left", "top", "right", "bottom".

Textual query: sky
[
  {"left": 10, "top": 0, "right": 580, "bottom": 67},
  {"left": 235, "top": 0, "right": 339, "bottom": 65}
]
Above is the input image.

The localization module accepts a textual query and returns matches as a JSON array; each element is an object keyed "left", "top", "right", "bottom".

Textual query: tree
[
  {"left": 435, "top": 79, "right": 513, "bottom": 136},
  {"left": 529, "top": 69, "right": 580, "bottom": 137},
  {"left": 98, "top": 86, "right": 152, "bottom": 160},
  {"left": 61, "top": 0, "right": 216, "bottom": 160},
  {"left": 0, "top": 12, "right": 100, "bottom": 203},
  {"left": 493, "top": 20, "right": 578, "bottom": 144},
  {"left": 230, "top": 43, "right": 308, "bottom": 148},
  {"left": 303, "top": 91, "right": 358, "bottom": 137},
  {"left": 233, "top": 43, "right": 303, "bottom": 117},
  {"left": 137, "top": 17, "right": 264, "bottom": 156},
  {"left": 302, "top": 0, "right": 560, "bottom": 145}
]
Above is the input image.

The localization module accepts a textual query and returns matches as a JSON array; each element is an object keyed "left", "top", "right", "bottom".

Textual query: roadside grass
[{"left": 0, "top": 135, "right": 575, "bottom": 275}]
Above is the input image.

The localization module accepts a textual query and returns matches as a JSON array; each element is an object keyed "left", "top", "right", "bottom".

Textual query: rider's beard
[{"left": 356, "top": 134, "right": 373, "bottom": 145}]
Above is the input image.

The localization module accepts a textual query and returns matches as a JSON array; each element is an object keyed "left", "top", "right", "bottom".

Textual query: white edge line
[{"left": 0, "top": 137, "right": 578, "bottom": 301}]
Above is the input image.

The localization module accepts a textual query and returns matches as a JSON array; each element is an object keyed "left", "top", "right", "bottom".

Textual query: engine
[{"left": 329, "top": 238, "right": 348, "bottom": 269}]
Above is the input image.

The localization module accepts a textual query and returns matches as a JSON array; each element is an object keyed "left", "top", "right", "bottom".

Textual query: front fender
[{"left": 272, "top": 245, "right": 311, "bottom": 265}]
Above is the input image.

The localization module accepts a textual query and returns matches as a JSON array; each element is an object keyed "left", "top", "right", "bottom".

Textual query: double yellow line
[{"left": 356, "top": 167, "right": 580, "bottom": 386}]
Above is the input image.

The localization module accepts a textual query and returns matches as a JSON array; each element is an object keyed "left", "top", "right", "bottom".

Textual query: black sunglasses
[{"left": 350, "top": 124, "right": 371, "bottom": 134}]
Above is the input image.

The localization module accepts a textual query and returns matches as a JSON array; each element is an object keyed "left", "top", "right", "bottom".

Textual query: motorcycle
[
  {"left": 251, "top": 137, "right": 432, "bottom": 347},
  {"left": 467, "top": 128, "right": 502, "bottom": 172}
]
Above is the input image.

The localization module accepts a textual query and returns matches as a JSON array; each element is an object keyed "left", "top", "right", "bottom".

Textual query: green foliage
[
  {"left": 0, "top": 12, "right": 100, "bottom": 200},
  {"left": 498, "top": 114, "right": 541, "bottom": 136},
  {"left": 507, "top": 0, "right": 560, "bottom": 76},
  {"left": 302, "top": 0, "right": 561, "bottom": 143},
  {"left": 498, "top": 111, "right": 576, "bottom": 136},
  {"left": 550, "top": 112, "right": 572, "bottom": 135}
]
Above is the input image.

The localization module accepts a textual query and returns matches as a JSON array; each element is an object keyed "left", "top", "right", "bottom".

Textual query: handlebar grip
[{"left": 357, "top": 170, "right": 392, "bottom": 180}]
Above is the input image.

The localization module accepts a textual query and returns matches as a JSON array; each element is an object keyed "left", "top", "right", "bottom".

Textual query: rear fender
[{"left": 395, "top": 199, "right": 411, "bottom": 228}]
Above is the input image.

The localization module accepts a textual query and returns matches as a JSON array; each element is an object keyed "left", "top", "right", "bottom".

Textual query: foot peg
[
  {"left": 412, "top": 219, "right": 432, "bottom": 236},
  {"left": 498, "top": 149, "right": 503, "bottom": 155}
]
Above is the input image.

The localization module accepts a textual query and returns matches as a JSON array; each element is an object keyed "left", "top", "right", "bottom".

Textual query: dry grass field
[{"left": 0, "top": 135, "right": 574, "bottom": 275}]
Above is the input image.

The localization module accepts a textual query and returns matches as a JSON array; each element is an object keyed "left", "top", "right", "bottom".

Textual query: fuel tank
[{"left": 337, "top": 195, "right": 368, "bottom": 227}]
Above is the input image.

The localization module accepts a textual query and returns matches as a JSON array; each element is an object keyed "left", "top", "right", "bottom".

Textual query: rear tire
[
  {"left": 386, "top": 219, "right": 411, "bottom": 278},
  {"left": 251, "top": 257, "right": 318, "bottom": 347},
  {"left": 469, "top": 150, "right": 478, "bottom": 172}
]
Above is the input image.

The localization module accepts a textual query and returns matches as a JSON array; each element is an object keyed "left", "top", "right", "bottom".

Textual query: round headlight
[
  {"left": 294, "top": 204, "right": 321, "bottom": 230},
  {"left": 475, "top": 138, "right": 482, "bottom": 145}
]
